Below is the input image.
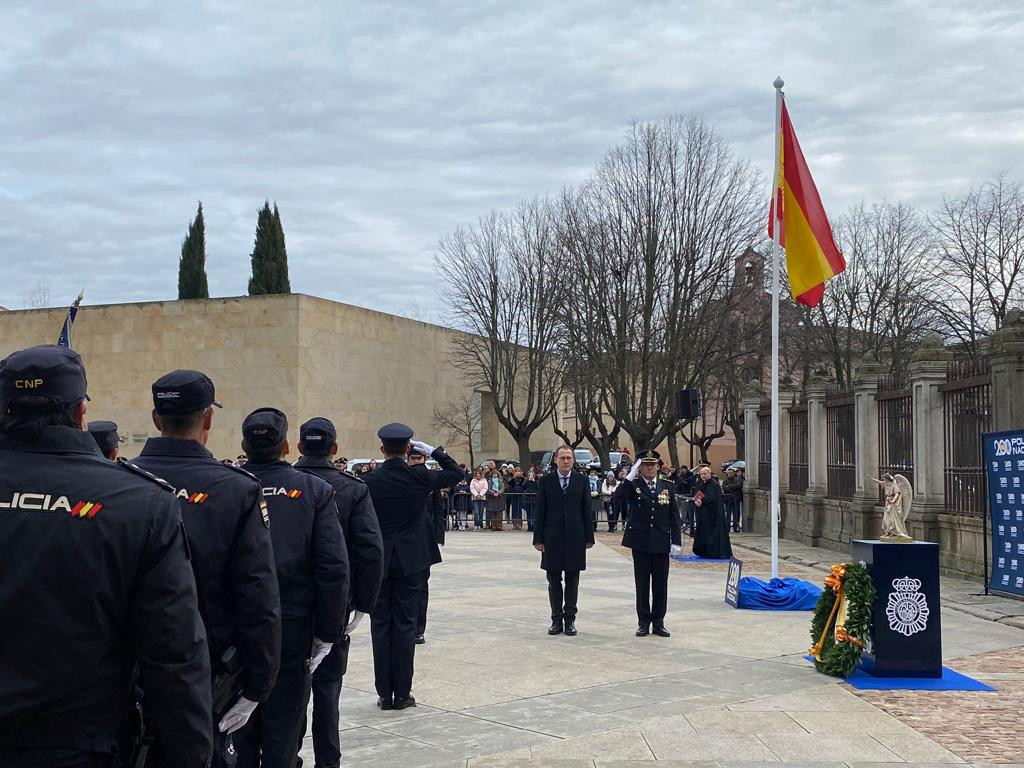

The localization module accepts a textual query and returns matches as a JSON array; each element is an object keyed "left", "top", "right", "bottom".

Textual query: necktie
[
  {"left": 649, "top": 482, "right": 656, "bottom": 493},
  {"left": 561, "top": 475, "right": 568, "bottom": 492}
]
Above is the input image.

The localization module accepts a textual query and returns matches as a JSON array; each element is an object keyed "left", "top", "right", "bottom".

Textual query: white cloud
[{"left": 0, "top": 0, "right": 1021, "bottom": 314}]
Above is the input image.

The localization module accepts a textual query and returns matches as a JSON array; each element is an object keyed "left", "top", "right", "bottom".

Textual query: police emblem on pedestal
[{"left": 885, "top": 576, "right": 929, "bottom": 637}]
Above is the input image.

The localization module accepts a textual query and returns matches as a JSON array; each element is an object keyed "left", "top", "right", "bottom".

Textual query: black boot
[
  {"left": 563, "top": 616, "right": 577, "bottom": 636},
  {"left": 548, "top": 618, "right": 563, "bottom": 635},
  {"left": 652, "top": 624, "right": 671, "bottom": 637},
  {"left": 636, "top": 624, "right": 650, "bottom": 637}
]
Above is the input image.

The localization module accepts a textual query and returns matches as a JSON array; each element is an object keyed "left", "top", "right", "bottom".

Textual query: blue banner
[{"left": 984, "top": 429, "right": 1024, "bottom": 598}]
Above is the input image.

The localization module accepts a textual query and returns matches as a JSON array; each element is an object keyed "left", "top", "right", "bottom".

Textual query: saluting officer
[
  {"left": 0, "top": 345, "right": 212, "bottom": 767},
  {"left": 293, "top": 417, "right": 384, "bottom": 768},
  {"left": 362, "top": 423, "right": 462, "bottom": 710},
  {"left": 235, "top": 408, "right": 349, "bottom": 768},
  {"left": 408, "top": 449, "right": 446, "bottom": 644},
  {"left": 615, "top": 450, "right": 682, "bottom": 637},
  {"left": 132, "top": 370, "right": 282, "bottom": 759},
  {"left": 87, "top": 419, "right": 119, "bottom": 460}
]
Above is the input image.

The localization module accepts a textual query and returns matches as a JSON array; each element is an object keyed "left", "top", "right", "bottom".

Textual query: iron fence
[
  {"left": 757, "top": 399, "right": 771, "bottom": 490},
  {"left": 876, "top": 376, "right": 913, "bottom": 503},
  {"left": 789, "top": 403, "right": 808, "bottom": 493},
  {"left": 941, "top": 358, "right": 991, "bottom": 516},
  {"left": 825, "top": 386, "right": 855, "bottom": 499}
]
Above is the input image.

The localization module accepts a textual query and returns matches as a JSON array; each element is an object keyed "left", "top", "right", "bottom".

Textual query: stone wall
[{"left": 0, "top": 294, "right": 559, "bottom": 463}]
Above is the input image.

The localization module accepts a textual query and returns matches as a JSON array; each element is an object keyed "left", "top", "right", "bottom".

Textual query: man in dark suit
[
  {"left": 533, "top": 444, "right": 594, "bottom": 636},
  {"left": 362, "top": 423, "right": 462, "bottom": 710},
  {"left": 409, "top": 450, "right": 447, "bottom": 644},
  {"left": 615, "top": 450, "right": 682, "bottom": 637}
]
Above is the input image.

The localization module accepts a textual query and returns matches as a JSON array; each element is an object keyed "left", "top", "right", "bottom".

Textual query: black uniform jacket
[
  {"left": 361, "top": 448, "right": 462, "bottom": 576},
  {"left": 615, "top": 477, "right": 682, "bottom": 554},
  {"left": 533, "top": 470, "right": 594, "bottom": 572},
  {"left": 0, "top": 426, "right": 212, "bottom": 766},
  {"left": 294, "top": 456, "right": 384, "bottom": 615},
  {"left": 244, "top": 460, "right": 350, "bottom": 643},
  {"left": 134, "top": 437, "right": 282, "bottom": 702}
]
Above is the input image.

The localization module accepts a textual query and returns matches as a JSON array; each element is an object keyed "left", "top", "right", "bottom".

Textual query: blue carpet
[
  {"left": 803, "top": 657, "right": 994, "bottom": 691},
  {"left": 737, "top": 577, "right": 821, "bottom": 610},
  {"left": 672, "top": 554, "right": 731, "bottom": 562}
]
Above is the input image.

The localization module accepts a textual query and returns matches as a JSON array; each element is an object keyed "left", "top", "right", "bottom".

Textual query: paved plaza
[{"left": 300, "top": 532, "right": 1024, "bottom": 767}]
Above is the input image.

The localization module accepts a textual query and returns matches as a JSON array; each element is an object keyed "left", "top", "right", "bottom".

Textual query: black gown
[{"left": 691, "top": 477, "right": 733, "bottom": 559}]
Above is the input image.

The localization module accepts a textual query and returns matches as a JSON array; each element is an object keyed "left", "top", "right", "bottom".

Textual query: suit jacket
[
  {"left": 533, "top": 470, "right": 594, "bottom": 572},
  {"left": 615, "top": 477, "right": 682, "bottom": 554},
  {"left": 362, "top": 448, "right": 462, "bottom": 576}
]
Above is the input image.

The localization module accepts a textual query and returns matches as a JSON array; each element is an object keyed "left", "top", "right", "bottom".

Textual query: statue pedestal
[{"left": 852, "top": 540, "right": 942, "bottom": 678}]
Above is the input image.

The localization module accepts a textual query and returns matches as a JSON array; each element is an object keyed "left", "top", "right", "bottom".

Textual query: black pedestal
[{"left": 852, "top": 540, "right": 942, "bottom": 678}]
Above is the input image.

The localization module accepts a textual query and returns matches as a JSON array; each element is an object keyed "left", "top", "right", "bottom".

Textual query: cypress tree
[
  {"left": 177, "top": 202, "right": 209, "bottom": 299},
  {"left": 248, "top": 201, "right": 291, "bottom": 295}
]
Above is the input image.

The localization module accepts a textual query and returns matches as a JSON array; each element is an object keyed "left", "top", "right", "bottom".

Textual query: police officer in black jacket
[
  {"left": 615, "top": 450, "right": 682, "bottom": 637},
  {"left": 133, "top": 370, "right": 282, "bottom": 759},
  {"left": 0, "top": 345, "right": 212, "bottom": 768},
  {"left": 362, "top": 423, "right": 462, "bottom": 710},
  {"left": 235, "top": 407, "right": 349, "bottom": 768},
  {"left": 87, "top": 419, "right": 119, "bottom": 460},
  {"left": 294, "top": 417, "right": 384, "bottom": 768}
]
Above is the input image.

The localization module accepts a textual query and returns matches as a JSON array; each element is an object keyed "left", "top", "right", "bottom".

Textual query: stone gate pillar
[
  {"left": 851, "top": 353, "right": 888, "bottom": 540},
  {"left": 990, "top": 308, "right": 1024, "bottom": 432},
  {"left": 906, "top": 334, "right": 952, "bottom": 541}
]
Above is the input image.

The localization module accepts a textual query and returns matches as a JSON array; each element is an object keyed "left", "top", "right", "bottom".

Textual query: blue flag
[{"left": 57, "top": 291, "right": 84, "bottom": 349}]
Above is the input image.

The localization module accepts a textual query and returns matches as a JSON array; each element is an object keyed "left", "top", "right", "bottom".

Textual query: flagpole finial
[{"left": 773, "top": 76, "right": 784, "bottom": 90}]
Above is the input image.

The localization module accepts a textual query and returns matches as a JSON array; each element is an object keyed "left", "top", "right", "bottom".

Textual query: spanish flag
[{"left": 768, "top": 99, "right": 845, "bottom": 307}]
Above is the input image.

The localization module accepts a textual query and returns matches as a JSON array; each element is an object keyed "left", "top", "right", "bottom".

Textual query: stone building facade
[{"left": 0, "top": 294, "right": 559, "bottom": 463}]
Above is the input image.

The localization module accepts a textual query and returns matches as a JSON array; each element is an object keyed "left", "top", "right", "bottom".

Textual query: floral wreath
[{"left": 808, "top": 562, "right": 876, "bottom": 677}]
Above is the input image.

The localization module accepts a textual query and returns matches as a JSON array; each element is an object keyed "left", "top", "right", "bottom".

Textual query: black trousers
[
  {"left": 546, "top": 569, "right": 580, "bottom": 620},
  {"left": 416, "top": 568, "right": 430, "bottom": 637},
  {"left": 371, "top": 560, "right": 427, "bottom": 701},
  {"left": 632, "top": 550, "right": 670, "bottom": 627},
  {"left": 0, "top": 750, "right": 112, "bottom": 767},
  {"left": 237, "top": 618, "right": 313, "bottom": 768}
]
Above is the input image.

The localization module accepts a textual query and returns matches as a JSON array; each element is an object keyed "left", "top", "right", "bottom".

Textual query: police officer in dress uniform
[
  {"left": 87, "top": 420, "right": 119, "bottom": 460},
  {"left": 234, "top": 408, "right": 349, "bottom": 768},
  {"left": 293, "top": 417, "right": 384, "bottom": 768},
  {"left": 615, "top": 450, "right": 682, "bottom": 637},
  {"left": 361, "top": 423, "right": 462, "bottom": 709},
  {"left": 0, "top": 345, "right": 212, "bottom": 768},
  {"left": 132, "top": 371, "right": 282, "bottom": 763},
  {"left": 408, "top": 450, "right": 446, "bottom": 644}
]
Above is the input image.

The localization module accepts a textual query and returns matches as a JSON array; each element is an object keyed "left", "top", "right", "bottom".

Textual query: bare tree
[
  {"left": 22, "top": 279, "right": 52, "bottom": 309},
  {"left": 559, "top": 114, "right": 764, "bottom": 452},
  {"left": 930, "top": 172, "right": 1024, "bottom": 356},
  {"left": 438, "top": 199, "right": 566, "bottom": 466},
  {"left": 432, "top": 394, "right": 480, "bottom": 468}
]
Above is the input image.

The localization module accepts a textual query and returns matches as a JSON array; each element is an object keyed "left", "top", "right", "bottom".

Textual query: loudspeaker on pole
[{"left": 676, "top": 389, "right": 701, "bottom": 420}]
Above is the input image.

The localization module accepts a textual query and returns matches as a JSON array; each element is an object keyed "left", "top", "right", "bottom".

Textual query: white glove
[
  {"left": 670, "top": 544, "right": 682, "bottom": 556},
  {"left": 307, "top": 637, "right": 333, "bottom": 673},
  {"left": 410, "top": 440, "right": 435, "bottom": 456},
  {"left": 345, "top": 610, "right": 365, "bottom": 635},
  {"left": 218, "top": 696, "right": 258, "bottom": 734},
  {"left": 626, "top": 459, "right": 643, "bottom": 481}
]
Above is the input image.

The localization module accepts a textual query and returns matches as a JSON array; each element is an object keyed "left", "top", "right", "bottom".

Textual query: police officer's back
[
  {"left": 234, "top": 408, "right": 349, "bottom": 768},
  {"left": 132, "top": 370, "right": 282, "bottom": 745},
  {"left": 0, "top": 345, "right": 212, "bottom": 767},
  {"left": 294, "top": 417, "right": 384, "bottom": 768}
]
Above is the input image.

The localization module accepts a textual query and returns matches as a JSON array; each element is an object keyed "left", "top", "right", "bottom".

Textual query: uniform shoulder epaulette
[
  {"left": 115, "top": 458, "right": 176, "bottom": 493},
  {"left": 221, "top": 462, "right": 261, "bottom": 484},
  {"left": 340, "top": 469, "right": 365, "bottom": 484}
]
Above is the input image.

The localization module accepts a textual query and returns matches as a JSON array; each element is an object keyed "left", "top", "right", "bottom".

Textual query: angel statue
[{"left": 870, "top": 473, "right": 913, "bottom": 542}]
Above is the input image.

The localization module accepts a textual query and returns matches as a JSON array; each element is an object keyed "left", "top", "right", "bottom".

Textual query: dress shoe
[
  {"left": 376, "top": 697, "right": 393, "bottom": 710},
  {"left": 652, "top": 625, "right": 671, "bottom": 637},
  {"left": 414, "top": 634, "right": 425, "bottom": 644},
  {"left": 548, "top": 619, "right": 563, "bottom": 635},
  {"left": 635, "top": 624, "right": 650, "bottom": 637},
  {"left": 392, "top": 696, "right": 416, "bottom": 710},
  {"left": 563, "top": 617, "right": 577, "bottom": 636}
]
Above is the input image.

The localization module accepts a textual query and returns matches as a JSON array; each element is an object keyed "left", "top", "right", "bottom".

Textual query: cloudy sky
[{"left": 1, "top": 0, "right": 1021, "bottom": 317}]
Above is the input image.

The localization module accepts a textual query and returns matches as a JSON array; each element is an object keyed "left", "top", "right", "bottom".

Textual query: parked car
[{"left": 588, "top": 451, "right": 626, "bottom": 472}]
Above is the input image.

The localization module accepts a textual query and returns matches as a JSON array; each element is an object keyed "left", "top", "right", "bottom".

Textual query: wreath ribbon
[{"left": 809, "top": 564, "right": 864, "bottom": 659}]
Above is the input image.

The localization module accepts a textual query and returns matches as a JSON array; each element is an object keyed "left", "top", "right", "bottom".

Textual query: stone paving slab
[{"left": 295, "top": 531, "right": 1024, "bottom": 766}]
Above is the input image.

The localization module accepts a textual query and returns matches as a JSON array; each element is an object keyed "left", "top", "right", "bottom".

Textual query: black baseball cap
[
  {"left": 152, "top": 370, "right": 222, "bottom": 415},
  {"left": 88, "top": 420, "right": 119, "bottom": 455},
  {"left": 299, "top": 417, "right": 336, "bottom": 445},
  {"left": 243, "top": 407, "right": 288, "bottom": 445},
  {"left": 0, "top": 344, "right": 89, "bottom": 414}
]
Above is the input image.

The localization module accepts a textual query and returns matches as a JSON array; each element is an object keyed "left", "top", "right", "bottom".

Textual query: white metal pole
[{"left": 769, "top": 77, "right": 785, "bottom": 581}]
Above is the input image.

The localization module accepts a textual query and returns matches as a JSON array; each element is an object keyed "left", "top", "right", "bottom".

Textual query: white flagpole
[{"left": 769, "top": 77, "right": 785, "bottom": 581}]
